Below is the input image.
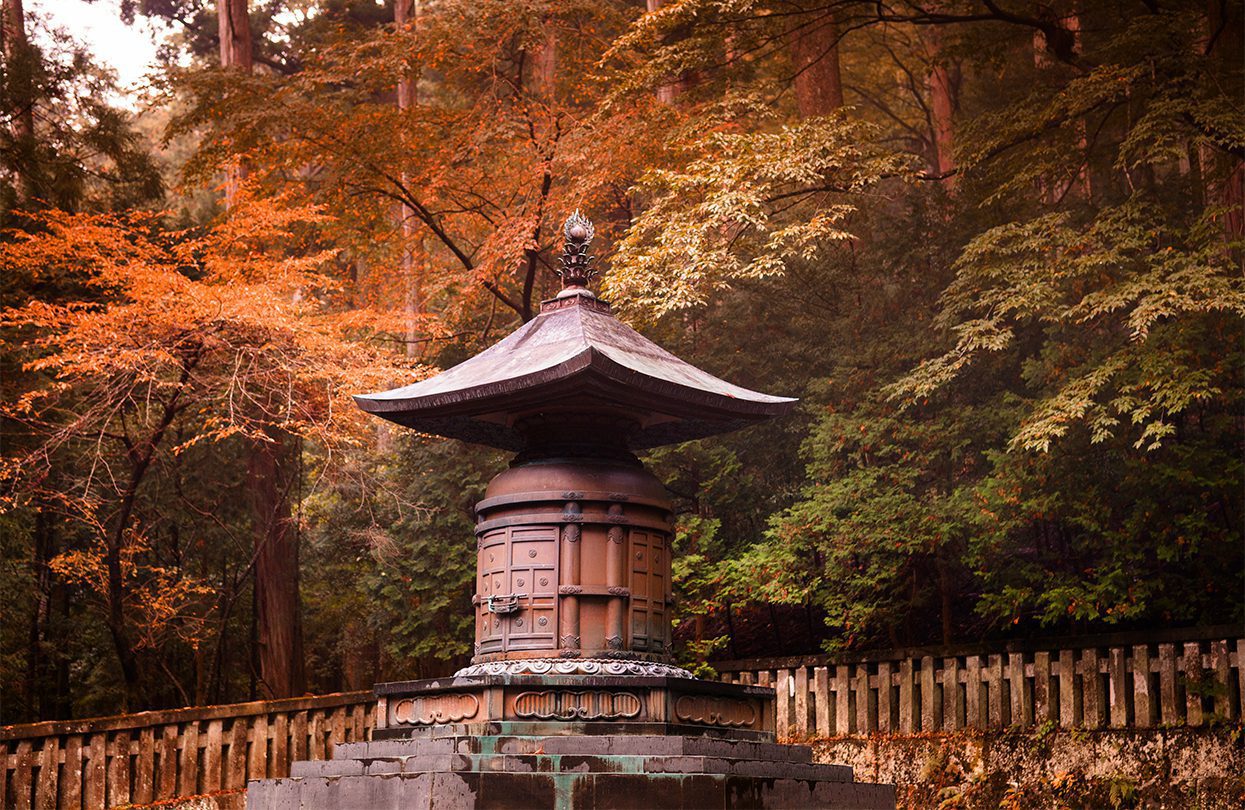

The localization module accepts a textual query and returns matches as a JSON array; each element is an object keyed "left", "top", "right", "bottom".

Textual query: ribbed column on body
[
  {"left": 558, "top": 500, "right": 581, "bottom": 654},
  {"left": 605, "top": 504, "right": 627, "bottom": 651}
]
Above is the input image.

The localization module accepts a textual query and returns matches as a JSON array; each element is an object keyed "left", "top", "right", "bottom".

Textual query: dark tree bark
[
  {"left": 646, "top": 0, "right": 695, "bottom": 104},
  {"left": 218, "top": 0, "right": 252, "bottom": 206},
  {"left": 3, "top": 0, "right": 37, "bottom": 205},
  {"left": 921, "top": 21, "right": 957, "bottom": 188},
  {"left": 248, "top": 427, "right": 306, "bottom": 699},
  {"left": 216, "top": 0, "right": 307, "bottom": 699},
  {"left": 1201, "top": 0, "right": 1244, "bottom": 242},
  {"left": 394, "top": 0, "right": 426, "bottom": 358},
  {"left": 787, "top": 3, "right": 845, "bottom": 117}
]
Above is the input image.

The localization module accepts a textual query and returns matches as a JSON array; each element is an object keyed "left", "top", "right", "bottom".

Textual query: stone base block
[
  {"left": 247, "top": 734, "right": 896, "bottom": 809},
  {"left": 373, "top": 674, "right": 776, "bottom": 739}
]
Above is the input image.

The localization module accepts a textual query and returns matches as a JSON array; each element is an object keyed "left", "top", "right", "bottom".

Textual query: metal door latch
[{"left": 486, "top": 593, "right": 526, "bottom": 614}]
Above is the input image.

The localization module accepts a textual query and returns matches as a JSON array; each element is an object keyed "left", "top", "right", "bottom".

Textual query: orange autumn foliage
[{"left": 1, "top": 195, "right": 423, "bottom": 691}]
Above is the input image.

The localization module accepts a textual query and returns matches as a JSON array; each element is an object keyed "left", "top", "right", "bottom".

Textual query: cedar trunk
[
  {"left": 394, "top": 0, "right": 424, "bottom": 358},
  {"left": 249, "top": 428, "right": 306, "bottom": 699},
  {"left": 921, "top": 23, "right": 957, "bottom": 187},
  {"left": 218, "top": 0, "right": 252, "bottom": 205},
  {"left": 787, "top": 4, "right": 845, "bottom": 117},
  {"left": 3, "top": 0, "right": 36, "bottom": 204}
]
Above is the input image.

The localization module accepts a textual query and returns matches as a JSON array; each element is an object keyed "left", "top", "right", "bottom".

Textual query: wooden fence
[
  {"left": 4, "top": 628, "right": 1242, "bottom": 807},
  {"left": 714, "top": 627, "right": 1244, "bottom": 739},
  {"left": 1, "top": 691, "right": 373, "bottom": 810}
]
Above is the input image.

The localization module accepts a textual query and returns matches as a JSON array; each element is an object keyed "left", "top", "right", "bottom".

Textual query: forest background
[{"left": 0, "top": 0, "right": 1241, "bottom": 724}]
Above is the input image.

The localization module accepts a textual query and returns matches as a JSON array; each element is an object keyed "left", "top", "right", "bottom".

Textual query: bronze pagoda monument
[{"left": 248, "top": 213, "right": 895, "bottom": 809}]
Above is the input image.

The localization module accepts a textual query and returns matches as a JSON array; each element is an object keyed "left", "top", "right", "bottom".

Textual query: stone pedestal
[
  {"left": 249, "top": 674, "right": 896, "bottom": 809},
  {"left": 249, "top": 727, "right": 895, "bottom": 809}
]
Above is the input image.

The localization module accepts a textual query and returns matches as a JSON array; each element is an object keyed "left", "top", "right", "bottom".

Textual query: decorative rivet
[
  {"left": 515, "top": 618, "right": 524, "bottom": 627},
  {"left": 636, "top": 552, "right": 644, "bottom": 560},
  {"left": 538, "top": 617, "right": 548, "bottom": 626},
  {"left": 528, "top": 549, "right": 538, "bottom": 558},
  {"left": 539, "top": 577, "right": 549, "bottom": 587},
  {"left": 517, "top": 578, "right": 525, "bottom": 587}
]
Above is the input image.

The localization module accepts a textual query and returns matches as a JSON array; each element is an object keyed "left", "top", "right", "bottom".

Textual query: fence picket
[
  {"left": 178, "top": 721, "right": 198, "bottom": 797},
  {"left": 1083, "top": 649, "right": 1103, "bottom": 728},
  {"left": 1133, "top": 645, "right": 1152, "bottom": 727},
  {"left": 134, "top": 727, "right": 154, "bottom": 803},
  {"left": 85, "top": 733, "right": 105, "bottom": 810},
  {"left": 775, "top": 669, "right": 791, "bottom": 738},
  {"left": 943, "top": 657, "right": 962, "bottom": 730},
  {"left": 109, "top": 730, "right": 132, "bottom": 807},
  {"left": 1237, "top": 640, "right": 1245, "bottom": 718},
  {"left": 250, "top": 714, "right": 270, "bottom": 779},
  {"left": 13, "top": 740, "right": 32, "bottom": 810},
  {"left": 855, "top": 665, "right": 871, "bottom": 734},
  {"left": 61, "top": 735, "right": 83, "bottom": 809},
  {"left": 272, "top": 712, "right": 290, "bottom": 776},
  {"left": 813, "top": 666, "right": 831, "bottom": 736},
  {"left": 898, "top": 659, "right": 914, "bottom": 733},
  {"left": 834, "top": 665, "right": 850, "bottom": 736},
  {"left": 1109, "top": 648, "right": 1127, "bottom": 727},
  {"left": 987, "top": 655, "right": 1003, "bottom": 728},
  {"left": 203, "top": 719, "right": 223, "bottom": 793},
  {"left": 876, "top": 662, "right": 893, "bottom": 733},
  {"left": 1208, "top": 640, "right": 1230, "bottom": 721},
  {"left": 1008, "top": 653, "right": 1026, "bottom": 726},
  {"left": 1058, "top": 649, "right": 1077, "bottom": 727},
  {"left": 920, "top": 657, "right": 936, "bottom": 732},
  {"left": 1185, "top": 642, "right": 1204, "bottom": 727},
  {"left": 1159, "top": 644, "right": 1179, "bottom": 724},
  {"left": 794, "top": 666, "right": 809, "bottom": 737},
  {"left": 35, "top": 736, "right": 56, "bottom": 810},
  {"left": 965, "top": 656, "right": 984, "bottom": 728},
  {"left": 225, "top": 718, "right": 248, "bottom": 789},
  {"left": 1033, "top": 652, "right": 1052, "bottom": 725}
]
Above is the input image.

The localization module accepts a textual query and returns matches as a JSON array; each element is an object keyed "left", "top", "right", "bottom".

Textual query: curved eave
[{"left": 353, "top": 347, "right": 796, "bottom": 451}]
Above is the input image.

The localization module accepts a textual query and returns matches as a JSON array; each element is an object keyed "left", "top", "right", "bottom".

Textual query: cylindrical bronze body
[{"left": 472, "top": 454, "right": 673, "bottom": 664}]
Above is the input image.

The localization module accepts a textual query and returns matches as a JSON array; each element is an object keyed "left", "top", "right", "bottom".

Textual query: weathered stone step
[
  {"left": 334, "top": 734, "right": 813, "bottom": 764},
  {"left": 292, "top": 752, "right": 852, "bottom": 783},
  {"left": 249, "top": 770, "right": 897, "bottom": 810}
]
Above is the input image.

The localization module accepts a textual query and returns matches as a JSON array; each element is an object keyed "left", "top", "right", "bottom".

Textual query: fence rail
[
  {"left": 715, "top": 633, "right": 1244, "bottom": 738},
  {"left": 1, "top": 691, "right": 373, "bottom": 810}
]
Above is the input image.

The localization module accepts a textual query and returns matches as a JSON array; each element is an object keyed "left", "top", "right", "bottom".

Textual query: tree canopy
[{"left": 1, "top": 0, "right": 1240, "bottom": 721}]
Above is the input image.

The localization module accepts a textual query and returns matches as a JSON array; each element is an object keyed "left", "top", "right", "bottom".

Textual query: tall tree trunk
[
  {"left": 248, "top": 427, "right": 306, "bottom": 699},
  {"left": 787, "top": 3, "right": 844, "bottom": 117},
  {"left": 532, "top": 14, "right": 557, "bottom": 100},
  {"left": 218, "top": 0, "right": 253, "bottom": 206},
  {"left": 395, "top": 0, "right": 424, "bottom": 358},
  {"left": 646, "top": 0, "right": 694, "bottom": 104},
  {"left": 920, "top": 22, "right": 957, "bottom": 188},
  {"left": 217, "top": 0, "right": 306, "bottom": 699},
  {"left": 24, "top": 504, "right": 53, "bottom": 721},
  {"left": 3, "top": 0, "right": 36, "bottom": 205},
  {"left": 1200, "top": 0, "right": 1244, "bottom": 243}
]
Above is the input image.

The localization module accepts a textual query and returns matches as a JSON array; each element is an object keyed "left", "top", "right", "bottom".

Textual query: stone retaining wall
[{"left": 814, "top": 726, "right": 1245, "bottom": 809}]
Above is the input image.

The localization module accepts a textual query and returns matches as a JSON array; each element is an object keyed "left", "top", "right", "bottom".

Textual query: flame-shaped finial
[{"left": 557, "top": 210, "right": 596, "bottom": 289}]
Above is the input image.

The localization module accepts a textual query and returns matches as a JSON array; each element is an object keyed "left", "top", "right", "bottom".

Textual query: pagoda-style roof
[{"left": 354, "top": 213, "right": 796, "bottom": 451}]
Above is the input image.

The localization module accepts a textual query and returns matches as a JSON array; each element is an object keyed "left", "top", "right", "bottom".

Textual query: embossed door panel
[
  {"left": 477, "top": 530, "right": 508, "bottom": 655},
  {"left": 501, "top": 527, "right": 558, "bottom": 651},
  {"left": 630, "top": 531, "right": 667, "bottom": 651}
]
